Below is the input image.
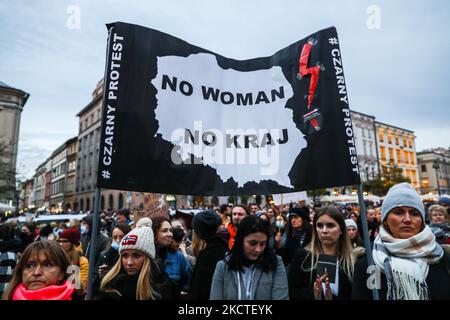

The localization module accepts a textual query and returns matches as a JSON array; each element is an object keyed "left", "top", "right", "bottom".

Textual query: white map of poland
[{"left": 152, "top": 53, "right": 307, "bottom": 188}]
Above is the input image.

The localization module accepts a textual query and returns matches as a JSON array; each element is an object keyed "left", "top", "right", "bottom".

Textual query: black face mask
[
  {"left": 20, "top": 232, "right": 30, "bottom": 240},
  {"left": 172, "top": 227, "right": 185, "bottom": 243}
]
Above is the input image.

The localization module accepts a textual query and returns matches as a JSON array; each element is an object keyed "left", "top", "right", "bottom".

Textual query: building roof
[
  {"left": 76, "top": 94, "right": 102, "bottom": 117},
  {"left": 375, "top": 121, "right": 414, "bottom": 134},
  {"left": 350, "top": 109, "right": 376, "bottom": 119},
  {"left": 0, "top": 80, "right": 30, "bottom": 104},
  {"left": 50, "top": 136, "right": 78, "bottom": 158}
]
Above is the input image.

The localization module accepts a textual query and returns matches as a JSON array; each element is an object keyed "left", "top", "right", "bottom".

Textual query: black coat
[
  {"left": 190, "top": 235, "right": 228, "bottom": 300},
  {"left": 97, "top": 259, "right": 178, "bottom": 300},
  {"left": 81, "top": 232, "right": 110, "bottom": 268},
  {"left": 352, "top": 253, "right": 450, "bottom": 300},
  {"left": 288, "top": 248, "right": 352, "bottom": 300},
  {"left": 277, "top": 229, "right": 312, "bottom": 266}
]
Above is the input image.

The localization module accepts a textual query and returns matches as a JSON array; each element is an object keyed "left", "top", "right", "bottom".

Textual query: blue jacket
[{"left": 164, "top": 250, "right": 192, "bottom": 292}]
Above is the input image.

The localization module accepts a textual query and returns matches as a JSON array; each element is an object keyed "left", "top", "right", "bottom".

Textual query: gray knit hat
[{"left": 381, "top": 182, "right": 425, "bottom": 222}]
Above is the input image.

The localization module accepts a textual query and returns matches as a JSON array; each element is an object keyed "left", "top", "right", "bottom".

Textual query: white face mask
[
  {"left": 275, "top": 221, "right": 285, "bottom": 230},
  {"left": 80, "top": 225, "right": 88, "bottom": 234}
]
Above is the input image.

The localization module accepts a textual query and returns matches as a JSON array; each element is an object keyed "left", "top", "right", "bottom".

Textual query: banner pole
[
  {"left": 356, "top": 184, "right": 379, "bottom": 300},
  {"left": 86, "top": 187, "right": 101, "bottom": 300},
  {"left": 86, "top": 25, "right": 114, "bottom": 300}
]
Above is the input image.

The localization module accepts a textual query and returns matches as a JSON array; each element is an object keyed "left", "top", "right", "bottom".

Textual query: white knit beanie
[
  {"left": 345, "top": 219, "right": 358, "bottom": 230},
  {"left": 119, "top": 217, "right": 155, "bottom": 259}
]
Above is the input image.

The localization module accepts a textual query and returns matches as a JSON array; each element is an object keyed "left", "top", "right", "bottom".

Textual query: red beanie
[{"left": 59, "top": 227, "right": 81, "bottom": 246}]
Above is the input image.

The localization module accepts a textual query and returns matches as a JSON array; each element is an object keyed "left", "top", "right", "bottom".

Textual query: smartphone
[{"left": 316, "top": 254, "right": 337, "bottom": 283}]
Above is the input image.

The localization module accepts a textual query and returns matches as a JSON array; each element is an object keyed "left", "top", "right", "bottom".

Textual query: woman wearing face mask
[
  {"left": 97, "top": 223, "right": 132, "bottom": 279},
  {"left": 2, "top": 240, "right": 83, "bottom": 300},
  {"left": 17, "top": 223, "right": 37, "bottom": 255},
  {"left": 276, "top": 207, "right": 312, "bottom": 267},
  {"left": 288, "top": 206, "right": 354, "bottom": 300},
  {"left": 98, "top": 218, "right": 177, "bottom": 300},
  {"left": 152, "top": 216, "right": 191, "bottom": 295},
  {"left": 210, "top": 215, "right": 288, "bottom": 300},
  {"left": 352, "top": 183, "right": 450, "bottom": 300},
  {"left": 58, "top": 227, "right": 89, "bottom": 292},
  {"left": 274, "top": 213, "right": 288, "bottom": 253}
]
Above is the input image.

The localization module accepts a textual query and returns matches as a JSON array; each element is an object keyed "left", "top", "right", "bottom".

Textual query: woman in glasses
[
  {"left": 2, "top": 241, "right": 82, "bottom": 300},
  {"left": 58, "top": 227, "right": 89, "bottom": 292}
]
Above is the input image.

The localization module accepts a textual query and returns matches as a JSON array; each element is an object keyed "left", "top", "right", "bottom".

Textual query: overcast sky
[{"left": 1, "top": 0, "right": 449, "bottom": 179}]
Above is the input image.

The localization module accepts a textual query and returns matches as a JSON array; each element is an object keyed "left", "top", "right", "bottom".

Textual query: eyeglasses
[{"left": 57, "top": 239, "right": 70, "bottom": 243}]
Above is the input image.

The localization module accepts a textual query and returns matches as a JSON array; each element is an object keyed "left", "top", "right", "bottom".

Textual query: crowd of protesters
[{"left": 0, "top": 183, "right": 449, "bottom": 300}]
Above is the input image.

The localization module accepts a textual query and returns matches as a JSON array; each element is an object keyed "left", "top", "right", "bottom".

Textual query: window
[
  {"left": 118, "top": 193, "right": 124, "bottom": 209},
  {"left": 389, "top": 148, "right": 394, "bottom": 163},
  {"left": 109, "top": 194, "right": 114, "bottom": 209},
  {"left": 396, "top": 149, "right": 401, "bottom": 164},
  {"left": 421, "top": 164, "right": 427, "bottom": 172},
  {"left": 387, "top": 135, "right": 392, "bottom": 144},
  {"left": 422, "top": 179, "right": 429, "bottom": 188},
  {"left": 395, "top": 137, "right": 399, "bottom": 145},
  {"left": 410, "top": 152, "right": 415, "bottom": 165},
  {"left": 380, "top": 146, "right": 386, "bottom": 161}
]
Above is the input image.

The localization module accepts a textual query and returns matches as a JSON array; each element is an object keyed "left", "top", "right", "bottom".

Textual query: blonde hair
[
  {"left": 191, "top": 230, "right": 207, "bottom": 257},
  {"left": 70, "top": 219, "right": 80, "bottom": 228},
  {"left": 428, "top": 204, "right": 448, "bottom": 221},
  {"left": 100, "top": 253, "right": 159, "bottom": 300},
  {"left": 303, "top": 207, "right": 354, "bottom": 282}
]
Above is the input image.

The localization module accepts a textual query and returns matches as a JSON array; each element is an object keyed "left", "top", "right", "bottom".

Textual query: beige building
[
  {"left": 0, "top": 81, "right": 29, "bottom": 204},
  {"left": 375, "top": 122, "right": 420, "bottom": 190},
  {"left": 417, "top": 148, "right": 450, "bottom": 195}
]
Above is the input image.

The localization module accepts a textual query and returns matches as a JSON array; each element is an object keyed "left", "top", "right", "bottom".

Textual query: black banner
[{"left": 97, "top": 22, "right": 360, "bottom": 195}]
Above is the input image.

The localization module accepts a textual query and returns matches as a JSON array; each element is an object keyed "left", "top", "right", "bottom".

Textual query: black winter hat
[
  {"left": 288, "top": 206, "right": 311, "bottom": 223},
  {"left": 192, "top": 210, "right": 221, "bottom": 241}
]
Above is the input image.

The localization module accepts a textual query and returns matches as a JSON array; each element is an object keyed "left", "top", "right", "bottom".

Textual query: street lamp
[{"left": 432, "top": 161, "right": 441, "bottom": 197}]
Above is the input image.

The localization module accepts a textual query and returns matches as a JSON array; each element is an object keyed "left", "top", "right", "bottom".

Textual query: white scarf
[{"left": 372, "top": 225, "right": 444, "bottom": 300}]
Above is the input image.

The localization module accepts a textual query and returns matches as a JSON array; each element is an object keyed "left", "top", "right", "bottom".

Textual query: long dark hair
[
  {"left": 227, "top": 215, "right": 277, "bottom": 273},
  {"left": 286, "top": 207, "right": 312, "bottom": 239}
]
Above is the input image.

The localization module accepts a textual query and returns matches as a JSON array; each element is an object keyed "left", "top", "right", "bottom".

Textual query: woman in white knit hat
[
  {"left": 352, "top": 182, "right": 450, "bottom": 300},
  {"left": 98, "top": 218, "right": 177, "bottom": 300}
]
